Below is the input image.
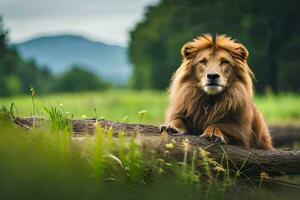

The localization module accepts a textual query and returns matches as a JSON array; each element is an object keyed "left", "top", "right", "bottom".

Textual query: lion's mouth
[
  {"left": 206, "top": 83, "right": 222, "bottom": 87},
  {"left": 203, "top": 83, "right": 224, "bottom": 95}
]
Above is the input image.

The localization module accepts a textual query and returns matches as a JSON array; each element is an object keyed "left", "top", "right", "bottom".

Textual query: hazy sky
[{"left": 0, "top": 0, "right": 159, "bottom": 46}]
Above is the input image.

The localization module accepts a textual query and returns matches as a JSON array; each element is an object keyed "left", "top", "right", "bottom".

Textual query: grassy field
[
  {"left": 0, "top": 90, "right": 167, "bottom": 124},
  {"left": 0, "top": 89, "right": 300, "bottom": 125},
  {"left": 0, "top": 90, "right": 300, "bottom": 199},
  {"left": 0, "top": 108, "right": 299, "bottom": 200}
]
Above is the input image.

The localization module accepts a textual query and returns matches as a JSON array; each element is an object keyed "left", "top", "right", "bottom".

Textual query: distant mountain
[{"left": 15, "top": 35, "right": 132, "bottom": 85}]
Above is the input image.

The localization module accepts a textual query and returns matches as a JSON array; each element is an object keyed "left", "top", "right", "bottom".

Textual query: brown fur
[{"left": 164, "top": 34, "right": 273, "bottom": 150}]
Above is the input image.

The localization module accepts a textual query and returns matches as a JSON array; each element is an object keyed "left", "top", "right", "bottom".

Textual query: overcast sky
[{"left": 0, "top": 0, "right": 159, "bottom": 46}]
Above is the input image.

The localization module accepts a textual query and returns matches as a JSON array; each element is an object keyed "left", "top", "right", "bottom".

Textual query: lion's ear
[
  {"left": 235, "top": 44, "right": 249, "bottom": 61},
  {"left": 181, "top": 42, "right": 195, "bottom": 59}
]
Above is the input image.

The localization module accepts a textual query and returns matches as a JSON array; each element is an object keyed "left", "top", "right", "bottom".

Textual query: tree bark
[
  {"left": 13, "top": 117, "right": 300, "bottom": 177},
  {"left": 269, "top": 125, "right": 300, "bottom": 147}
]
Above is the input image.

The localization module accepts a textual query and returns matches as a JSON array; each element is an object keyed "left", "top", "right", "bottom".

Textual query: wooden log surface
[
  {"left": 14, "top": 117, "right": 300, "bottom": 145},
  {"left": 13, "top": 117, "right": 300, "bottom": 178}
]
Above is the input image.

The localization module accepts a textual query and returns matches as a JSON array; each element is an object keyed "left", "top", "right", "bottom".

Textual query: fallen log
[
  {"left": 13, "top": 117, "right": 300, "bottom": 178},
  {"left": 269, "top": 125, "right": 300, "bottom": 147},
  {"left": 14, "top": 117, "right": 300, "bottom": 146}
]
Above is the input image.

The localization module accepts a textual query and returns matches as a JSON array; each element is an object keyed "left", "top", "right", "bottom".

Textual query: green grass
[
  {"left": 0, "top": 112, "right": 230, "bottom": 200},
  {"left": 0, "top": 115, "right": 298, "bottom": 200},
  {"left": 255, "top": 93, "right": 300, "bottom": 125},
  {"left": 0, "top": 91, "right": 300, "bottom": 199},
  {"left": 0, "top": 90, "right": 167, "bottom": 125},
  {"left": 0, "top": 89, "right": 299, "bottom": 125}
]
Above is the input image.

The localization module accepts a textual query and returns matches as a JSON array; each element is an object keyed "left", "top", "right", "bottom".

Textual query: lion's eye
[
  {"left": 220, "top": 60, "right": 230, "bottom": 65},
  {"left": 199, "top": 59, "right": 207, "bottom": 65}
]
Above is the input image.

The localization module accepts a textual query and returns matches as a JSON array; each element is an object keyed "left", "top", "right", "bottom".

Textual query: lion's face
[
  {"left": 193, "top": 48, "right": 234, "bottom": 95},
  {"left": 180, "top": 34, "right": 253, "bottom": 96}
]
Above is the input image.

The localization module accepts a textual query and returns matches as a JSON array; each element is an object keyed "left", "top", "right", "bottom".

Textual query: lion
[{"left": 160, "top": 34, "right": 273, "bottom": 150}]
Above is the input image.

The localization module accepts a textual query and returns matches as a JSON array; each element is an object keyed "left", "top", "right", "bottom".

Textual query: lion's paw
[
  {"left": 201, "top": 126, "right": 227, "bottom": 144},
  {"left": 159, "top": 124, "right": 187, "bottom": 136}
]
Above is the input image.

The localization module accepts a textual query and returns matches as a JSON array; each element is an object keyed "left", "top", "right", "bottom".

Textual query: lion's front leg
[
  {"left": 201, "top": 125, "right": 228, "bottom": 144},
  {"left": 159, "top": 118, "right": 187, "bottom": 135}
]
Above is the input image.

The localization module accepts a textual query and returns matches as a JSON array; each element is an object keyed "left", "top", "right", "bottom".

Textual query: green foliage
[
  {"left": 0, "top": 16, "right": 8, "bottom": 58},
  {"left": 43, "top": 106, "right": 72, "bottom": 133},
  {"left": 0, "top": 17, "right": 55, "bottom": 96},
  {"left": 0, "top": 75, "right": 21, "bottom": 96},
  {"left": 129, "top": 0, "right": 300, "bottom": 92},
  {"left": 0, "top": 17, "right": 110, "bottom": 97},
  {"left": 0, "top": 103, "right": 14, "bottom": 121},
  {"left": 54, "top": 66, "right": 109, "bottom": 92}
]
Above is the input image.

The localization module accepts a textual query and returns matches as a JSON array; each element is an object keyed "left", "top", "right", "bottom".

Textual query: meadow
[
  {"left": 0, "top": 90, "right": 300, "bottom": 200},
  {"left": 1, "top": 116, "right": 295, "bottom": 200},
  {"left": 0, "top": 89, "right": 299, "bottom": 125}
]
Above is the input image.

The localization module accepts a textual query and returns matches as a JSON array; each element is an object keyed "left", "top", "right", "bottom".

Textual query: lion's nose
[{"left": 207, "top": 73, "right": 220, "bottom": 80}]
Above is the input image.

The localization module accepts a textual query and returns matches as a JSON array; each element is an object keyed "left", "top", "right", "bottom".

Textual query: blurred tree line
[
  {"left": 129, "top": 0, "right": 300, "bottom": 93},
  {"left": 0, "top": 17, "right": 108, "bottom": 97}
]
